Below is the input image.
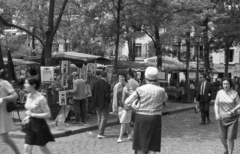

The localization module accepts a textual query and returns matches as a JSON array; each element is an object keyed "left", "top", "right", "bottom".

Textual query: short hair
[
  {"left": 101, "top": 71, "right": 107, "bottom": 78},
  {"left": 221, "top": 77, "right": 233, "bottom": 88},
  {"left": 27, "top": 76, "right": 41, "bottom": 90},
  {"left": 118, "top": 72, "right": 128, "bottom": 82},
  {"left": 129, "top": 72, "right": 134, "bottom": 78},
  {"left": 96, "top": 71, "right": 101, "bottom": 76},
  {"left": 202, "top": 73, "right": 208, "bottom": 79}
]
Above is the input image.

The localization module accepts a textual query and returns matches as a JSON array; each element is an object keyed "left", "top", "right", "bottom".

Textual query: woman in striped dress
[{"left": 214, "top": 78, "right": 240, "bottom": 154}]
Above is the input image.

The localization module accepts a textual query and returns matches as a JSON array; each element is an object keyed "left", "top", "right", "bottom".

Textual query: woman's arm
[
  {"left": 230, "top": 95, "right": 240, "bottom": 114},
  {"left": 214, "top": 92, "right": 220, "bottom": 120},
  {"left": 125, "top": 90, "right": 138, "bottom": 107},
  {"left": 112, "top": 84, "right": 118, "bottom": 113}
]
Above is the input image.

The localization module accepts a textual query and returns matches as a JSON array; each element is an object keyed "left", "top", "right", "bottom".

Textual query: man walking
[
  {"left": 92, "top": 72, "right": 111, "bottom": 139},
  {"left": 128, "top": 72, "right": 140, "bottom": 91},
  {"left": 196, "top": 74, "right": 213, "bottom": 125},
  {"left": 68, "top": 72, "right": 87, "bottom": 124}
]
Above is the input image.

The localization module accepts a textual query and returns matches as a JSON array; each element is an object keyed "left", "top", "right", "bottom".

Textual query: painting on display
[
  {"left": 87, "top": 63, "right": 97, "bottom": 77},
  {"left": 61, "top": 61, "right": 69, "bottom": 75},
  {"left": 58, "top": 91, "right": 67, "bottom": 105},
  {"left": 40, "top": 67, "right": 54, "bottom": 83},
  {"left": 85, "top": 84, "right": 92, "bottom": 97},
  {"left": 61, "top": 74, "right": 69, "bottom": 87},
  {"left": 80, "top": 64, "right": 88, "bottom": 80}
]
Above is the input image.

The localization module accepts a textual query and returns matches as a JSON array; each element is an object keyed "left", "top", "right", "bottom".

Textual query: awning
[
  {"left": 52, "top": 52, "right": 111, "bottom": 65},
  {"left": 3, "top": 58, "right": 40, "bottom": 66}
]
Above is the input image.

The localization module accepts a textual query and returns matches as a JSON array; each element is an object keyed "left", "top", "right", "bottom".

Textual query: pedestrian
[
  {"left": 125, "top": 67, "right": 168, "bottom": 154},
  {"left": 113, "top": 72, "right": 133, "bottom": 143},
  {"left": 214, "top": 77, "right": 240, "bottom": 154},
  {"left": 67, "top": 72, "right": 87, "bottom": 124},
  {"left": 196, "top": 73, "right": 213, "bottom": 124},
  {"left": 127, "top": 71, "right": 140, "bottom": 126},
  {"left": 91, "top": 72, "right": 111, "bottom": 139},
  {"left": 0, "top": 68, "right": 21, "bottom": 154},
  {"left": 22, "top": 76, "right": 54, "bottom": 154}
]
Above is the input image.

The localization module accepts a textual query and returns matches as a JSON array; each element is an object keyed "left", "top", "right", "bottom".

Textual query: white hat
[
  {"left": 145, "top": 67, "right": 158, "bottom": 81},
  {"left": 71, "top": 71, "right": 78, "bottom": 77}
]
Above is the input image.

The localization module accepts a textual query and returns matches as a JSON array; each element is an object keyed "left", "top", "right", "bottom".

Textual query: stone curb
[{"left": 9, "top": 102, "right": 214, "bottom": 139}]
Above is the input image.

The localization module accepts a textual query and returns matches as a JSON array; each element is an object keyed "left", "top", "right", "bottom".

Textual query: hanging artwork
[
  {"left": 61, "top": 61, "right": 69, "bottom": 75},
  {"left": 40, "top": 67, "right": 54, "bottom": 83},
  {"left": 80, "top": 64, "right": 87, "bottom": 80},
  {"left": 58, "top": 91, "right": 67, "bottom": 105}
]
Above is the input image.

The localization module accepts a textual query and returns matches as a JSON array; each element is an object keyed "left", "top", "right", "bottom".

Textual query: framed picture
[
  {"left": 61, "top": 61, "right": 69, "bottom": 75},
  {"left": 40, "top": 67, "right": 54, "bottom": 83},
  {"left": 59, "top": 91, "right": 67, "bottom": 105},
  {"left": 189, "top": 72, "right": 196, "bottom": 80},
  {"left": 85, "top": 84, "right": 92, "bottom": 97}
]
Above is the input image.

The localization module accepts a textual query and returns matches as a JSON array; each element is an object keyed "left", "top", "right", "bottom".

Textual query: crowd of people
[{"left": 2, "top": 64, "right": 240, "bottom": 154}]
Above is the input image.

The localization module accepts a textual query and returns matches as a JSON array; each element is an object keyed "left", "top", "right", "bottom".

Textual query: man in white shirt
[{"left": 127, "top": 72, "right": 140, "bottom": 91}]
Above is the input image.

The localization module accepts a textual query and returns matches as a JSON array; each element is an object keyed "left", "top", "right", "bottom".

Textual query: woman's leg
[
  {"left": 40, "top": 145, "right": 51, "bottom": 154},
  {"left": 1, "top": 133, "right": 21, "bottom": 154},
  {"left": 228, "top": 139, "right": 234, "bottom": 154},
  {"left": 220, "top": 138, "right": 228, "bottom": 153},
  {"left": 148, "top": 151, "right": 156, "bottom": 154},
  {"left": 24, "top": 144, "right": 33, "bottom": 154},
  {"left": 136, "top": 150, "right": 146, "bottom": 154},
  {"left": 118, "top": 123, "right": 126, "bottom": 141},
  {"left": 126, "top": 123, "right": 133, "bottom": 139}
]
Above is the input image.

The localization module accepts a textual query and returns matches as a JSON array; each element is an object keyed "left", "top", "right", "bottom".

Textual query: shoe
[
  {"left": 97, "top": 135, "right": 106, "bottom": 139},
  {"left": 224, "top": 151, "right": 228, "bottom": 154},
  {"left": 73, "top": 121, "right": 80, "bottom": 124},
  {"left": 117, "top": 138, "right": 123, "bottom": 143},
  {"left": 200, "top": 122, "right": 206, "bottom": 125}
]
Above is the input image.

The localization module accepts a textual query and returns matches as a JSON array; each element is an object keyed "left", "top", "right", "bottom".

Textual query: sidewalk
[{"left": 9, "top": 101, "right": 213, "bottom": 139}]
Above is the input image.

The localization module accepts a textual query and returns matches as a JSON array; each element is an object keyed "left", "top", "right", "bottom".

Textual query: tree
[
  {"left": 211, "top": 0, "right": 240, "bottom": 77},
  {"left": 130, "top": 0, "right": 188, "bottom": 69},
  {"left": 0, "top": 0, "right": 69, "bottom": 65}
]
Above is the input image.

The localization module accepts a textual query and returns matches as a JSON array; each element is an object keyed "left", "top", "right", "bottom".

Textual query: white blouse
[{"left": 25, "top": 92, "right": 50, "bottom": 114}]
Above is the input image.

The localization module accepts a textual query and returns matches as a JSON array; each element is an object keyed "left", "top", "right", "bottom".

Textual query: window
[
  {"left": 135, "top": 44, "right": 142, "bottom": 57},
  {"left": 229, "top": 49, "right": 234, "bottom": 62}
]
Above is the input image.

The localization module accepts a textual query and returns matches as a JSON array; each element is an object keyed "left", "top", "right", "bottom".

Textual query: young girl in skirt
[{"left": 22, "top": 77, "right": 54, "bottom": 154}]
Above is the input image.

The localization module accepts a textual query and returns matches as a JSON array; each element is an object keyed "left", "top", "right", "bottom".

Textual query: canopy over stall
[
  {"left": 3, "top": 58, "right": 40, "bottom": 66},
  {"left": 113, "top": 60, "right": 150, "bottom": 71},
  {"left": 52, "top": 52, "right": 111, "bottom": 67},
  {"left": 144, "top": 56, "right": 185, "bottom": 71}
]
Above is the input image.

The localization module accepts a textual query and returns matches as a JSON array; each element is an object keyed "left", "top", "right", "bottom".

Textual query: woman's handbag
[
  {"left": 131, "top": 91, "right": 141, "bottom": 111},
  {"left": 6, "top": 101, "right": 17, "bottom": 112}
]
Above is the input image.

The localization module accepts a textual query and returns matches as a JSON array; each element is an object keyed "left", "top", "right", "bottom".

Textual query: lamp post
[{"left": 195, "top": 34, "right": 201, "bottom": 83}]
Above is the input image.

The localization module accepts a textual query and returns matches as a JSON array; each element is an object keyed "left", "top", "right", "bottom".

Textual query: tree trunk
[
  {"left": 45, "top": 39, "right": 53, "bottom": 66},
  {"left": 132, "top": 40, "right": 136, "bottom": 61},
  {"left": 185, "top": 32, "right": 191, "bottom": 102},
  {"left": 114, "top": 0, "right": 122, "bottom": 73},
  {"left": 127, "top": 39, "right": 133, "bottom": 61},
  {"left": 224, "top": 44, "right": 230, "bottom": 77},
  {"left": 154, "top": 26, "right": 162, "bottom": 69},
  {"left": 203, "top": 23, "right": 210, "bottom": 73}
]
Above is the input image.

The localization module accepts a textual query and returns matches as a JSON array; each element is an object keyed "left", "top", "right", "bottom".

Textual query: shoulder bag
[
  {"left": 131, "top": 91, "right": 141, "bottom": 111},
  {"left": 6, "top": 101, "right": 17, "bottom": 112}
]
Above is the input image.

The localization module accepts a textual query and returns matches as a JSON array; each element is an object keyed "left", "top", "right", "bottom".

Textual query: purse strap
[
  {"left": 15, "top": 106, "right": 22, "bottom": 126},
  {"left": 135, "top": 90, "right": 141, "bottom": 105}
]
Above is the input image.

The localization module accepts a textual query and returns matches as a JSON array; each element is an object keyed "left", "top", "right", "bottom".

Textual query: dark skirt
[
  {"left": 25, "top": 117, "right": 55, "bottom": 146},
  {"left": 219, "top": 115, "right": 239, "bottom": 140},
  {"left": 133, "top": 114, "right": 162, "bottom": 152}
]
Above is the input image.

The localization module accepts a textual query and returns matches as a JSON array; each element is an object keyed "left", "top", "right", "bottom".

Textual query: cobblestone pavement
[{"left": 1, "top": 107, "right": 240, "bottom": 154}]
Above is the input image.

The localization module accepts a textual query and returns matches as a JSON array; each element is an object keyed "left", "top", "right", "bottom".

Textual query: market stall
[{"left": 47, "top": 52, "right": 111, "bottom": 125}]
